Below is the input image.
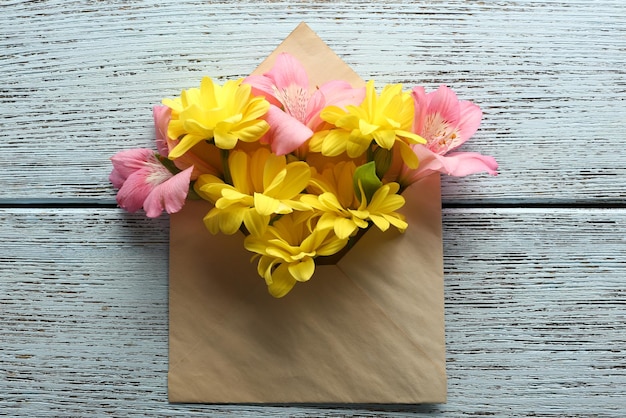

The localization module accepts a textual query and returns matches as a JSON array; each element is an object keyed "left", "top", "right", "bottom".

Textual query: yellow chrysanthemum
[
  {"left": 309, "top": 80, "right": 426, "bottom": 169},
  {"left": 349, "top": 181, "right": 408, "bottom": 233},
  {"left": 163, "top": 77, "right": 270, "bottom": 159},
  {"left": 301, "top": 161, "right": 364, "bottom": 239},
  {"left": 301, "top": 161, "right": 407, "bottom": 239},
  {"left": 244, "top": 213, "right": 348, "bottom": 298},
  {"left": 194, "top": 148, "right": 311, "bottom": 236}
]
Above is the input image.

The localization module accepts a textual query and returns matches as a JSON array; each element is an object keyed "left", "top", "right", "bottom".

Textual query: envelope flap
[{"left": 251, "top": 22, "right": 365, "bottom": 87}]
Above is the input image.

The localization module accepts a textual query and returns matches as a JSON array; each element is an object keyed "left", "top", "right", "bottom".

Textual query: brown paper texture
[{"left": 168, "top": 22, "right": 446, "bottom": 404}]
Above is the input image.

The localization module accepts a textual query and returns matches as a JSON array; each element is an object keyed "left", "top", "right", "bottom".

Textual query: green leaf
[{"left": 353, "top": 161, "right": 382, "bottom": 203}]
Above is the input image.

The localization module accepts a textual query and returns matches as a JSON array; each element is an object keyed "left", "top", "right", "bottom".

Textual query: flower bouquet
[{"left": 110, "top": 23, "right": 496, "bottom": 403}]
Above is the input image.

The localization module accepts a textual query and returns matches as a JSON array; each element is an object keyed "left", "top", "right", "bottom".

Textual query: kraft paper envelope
[{"left": 168, "top": 22, "right": 446, "bottom": 404}]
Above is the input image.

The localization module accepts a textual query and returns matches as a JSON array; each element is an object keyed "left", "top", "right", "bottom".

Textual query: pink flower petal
[
  {"left": 143, "top": 166, "right": 194, "bottom": 217},
  {"left": 265, "top": 53, "right": 309, "bottom": 91},
  {"left": 454, "top": 100, "right": 482, "bottom": 149},
  {"left": 153, "top": 105, "right": 172, "bottom": 157},
  {"left": 264, "top": 105, "right": 313, "bottom": 156},
  {"left": 115, "top": 168, "right": 154, "bottom": 213},
  {"left": 243, "top": 75, "right": 283, "bottom": 107},
  {"left": 317, "top": 80, "right": 365, "bottom": 109},
  {"left": 428, "top": 85, "right": 461, "bottom": 126},
  {"left": 109, "top": 170, "right": 127, "bottom": 189},
  {"left": 110, "top": 148, "right": 155, "bottom": 186},
  {"left": 441, "top": 151, "right": 498, "bottom": 177},
  {"left": 400, "top": 145, "right": 498, "bottom": 185},
  {"left": 244, "top": 53, "right": 309, "bottom": 111},
  {"left": 411, "top": 86, "right": 429, "bottom": 135}
]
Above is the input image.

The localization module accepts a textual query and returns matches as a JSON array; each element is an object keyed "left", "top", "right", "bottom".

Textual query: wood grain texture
[
  {"left": 2, "top": 0, "right": 625, "bottom": 416},
  {"left": 1, "top": 0, "right": 625, "bottom": 203},
  {"left": 1, "top": 208, "right": 624, "bottom": 416}
]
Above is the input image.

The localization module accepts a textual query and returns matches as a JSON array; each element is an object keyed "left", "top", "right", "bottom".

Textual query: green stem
[
  {"left": 366, "top": 143, "right": 375, "bottom": 163},
  {"left": 220, "top": 149, "right": 233, "bottom": 185}
]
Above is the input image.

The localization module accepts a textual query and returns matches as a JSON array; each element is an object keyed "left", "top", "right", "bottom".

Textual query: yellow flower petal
[
  {"left": 372, "top": 193, "right": 405, "bottom": 213},
  {"left": 319, "top": 105, "right": 345, "bottom": 125},
  {"left": 165, "top": 119, "right": 185, "bottom": 139},
  {"left": 265, "top": 245, "right": 294, "bottom": 262},
  {"left": 288, "top": 257, "right": 315, "bottom": 282},
  {"left": 308, "top": 130, "right": 328, "bottom": 153},
  {"left": 168, "top": 133, "right": 204, "bottom": 159},
  {"left": 368, "top": 214, "right": 391, "bottom": 232},
  {"left": 286, "top": 199, "right": 312, "bottom": 212},
  {"left": 181, "top": 87, "right": 201, "bottom": 108},
  {"left": 233, "top": 120, "right": 270, "bottom": 143},
  {"left": 397, "top": 129, "right": 427, "bottom": 144},
  {"left": 345, "top": 134, "right": 372, "bottom": 158},
  {"left": 267, "top": 264, "right": 297, "bottom": 298},
  {"left": 333, "top": 217, "right": 359, "bottom": 240},
  {"left": 315, "top": 212, "right": 340, "bottom": 231},
  {"left": 244, "top": 239, "right": 271, "bottom": 262},
  {"left": 368, "top": 184, "right": 404, "bottom": 212},
  {"left": 213, "top": 129, "right": 239, "bottom": 150},
  {"left": 243, "top": 210, "right": 270, "bottom": 237},
  {"left": 256, "top": 255, "right": 278, "bottom": 285},
  {"left": 372, "top": 129, "right": 396, "bottom": 150},
  {"left": 202, "top": 209, "right": 222, "bottom": 235},
  {"left": 203, "top": 207, "right": 245, "bottom": 235},
  {"left": 317, "top": 192, "right": 344, "bottom": 211},
  {"left": 162, "top": 97, "right": 183, "bottom": 114},
  {"left": 321, "top": 130, "right": 350, "bottom": 156},
  {"left": 266, "top": 162, "right": 310, "bottom": 198},
  {"left": 180, "top": 102, "right": 210, "bottom": 126},
  {"left": 199, "top": 77, "right": 217, "bottom": 106},
  {"left": 216, "top": 189, "right": 251, "bottom": 208},
  {"left": 254, "top": 192, "right": 281, "bottom": 216},
  {"left": 262, "top": 152, "right": 286, "bottom": 191},
  {"left": 359, "top": 119, "right": 379, "bottom": 136},
  {"left": 231, "top": 79, "right": 250, "bottom": 107},
  {"left": 397, "top": 140, "right": 420, "bottom": 169},
  {"left": 244, "top": 97, "right": 272, "bottom": 120},
  {"left": 363, "top": 80, "right": 376, "bottom": 115},
  {"left": 384, "top": 213, "right": 408, "bottom": 232},
  {"left": 216, "top": 207, "right": 246, "bottom": 235},
  {"left": 228, "top": 151, "right": 250, "bottom": 194},
  {"left": 378, "top": 83, "right": 403, "bottom": 112},
  {"left": 316, "top": 234, "right": 349, "bottom": 256},
  {"left": 194, "top": 174, "right": 226, "bottom": 202}
]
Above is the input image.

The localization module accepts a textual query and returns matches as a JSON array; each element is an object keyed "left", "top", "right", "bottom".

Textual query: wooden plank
[
  {"left": 1, "top": 1, "right": 625, "bottom": 203},
  {"left": 1, "top": 208, "right": 624, "bottom": 416}
]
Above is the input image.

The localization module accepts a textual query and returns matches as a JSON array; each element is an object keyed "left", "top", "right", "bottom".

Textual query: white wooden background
[{"left": 1, "top": 0, "right": 625, "bottom": 416}]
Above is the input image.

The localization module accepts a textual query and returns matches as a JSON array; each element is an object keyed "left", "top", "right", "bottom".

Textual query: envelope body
[{"left": 168, "top": 23, "right": 446, "bottom": 404}]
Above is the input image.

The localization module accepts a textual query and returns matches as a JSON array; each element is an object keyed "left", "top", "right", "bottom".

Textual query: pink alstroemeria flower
[
  {"left": 399, "top": 85, "right": 498, "bottom": 185},
  {"left": 244, "top": 52, "right": 364, "bottom": 156},
  {"left": 110, "top": 148, "right": 193, "bottom": 218}
]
